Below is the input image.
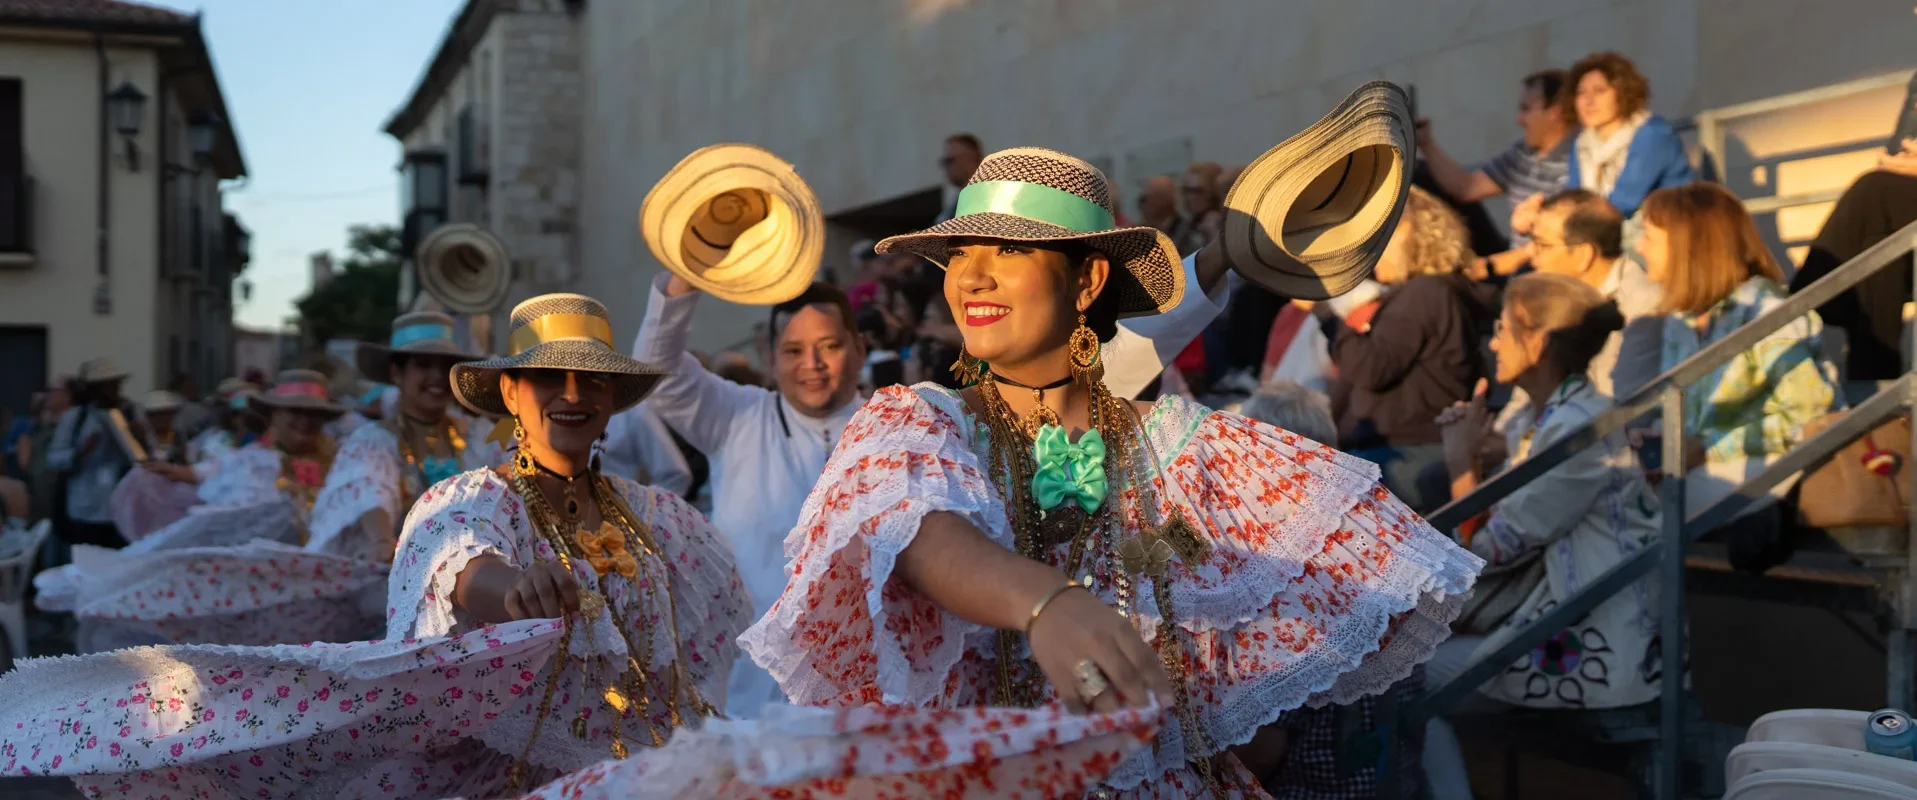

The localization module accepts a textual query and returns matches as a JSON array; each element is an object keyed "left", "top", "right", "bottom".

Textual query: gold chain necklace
[
  {"left": 392, "top": 414, "right": 468, "bottom": 501},
  {"left": 973, "top": 374, "right": 1224, "bottom": 797},
  {"left": 503, "top": 467, "right": 716, "bottom": 790}
]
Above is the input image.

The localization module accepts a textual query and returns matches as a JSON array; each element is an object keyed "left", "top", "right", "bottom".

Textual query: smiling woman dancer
[
  {"left": 0, "top": 293, "right": 1161, "bottom": 800},
  {"left": 739, "top": 147, "right": 1482, "bottom": 797}
]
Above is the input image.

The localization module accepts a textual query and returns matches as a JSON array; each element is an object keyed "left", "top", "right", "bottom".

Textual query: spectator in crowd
[
  {"left": 1789, "top": 140, "right": 1917, "bottom": 395},
  {"left": 1326, "top": 186, "right": 1491, "bottom": 512},
  {"left": 1425, "top": 272, "right": 1662, "bottom": 800},
  {"left": 4, "top": 390, "right": 39, "bottom": 481},
  {"left": 934, "top": 133, "right": 983, "bottom": 224},
  {"left": 167, "top": 373, "right": 211, "bottom": 440},
  {"left": 1557, "top": 51, "right": 1695, "bottom": 220},
  {"left": 1418, "top": 69, "right": 1579, "bottom": 278},
  {"left": 0, "top": 473, "right": 24, "bottom": 526},
  {"left": 1639, "top": 184, "right": 1840, "bottom": 563},
  {"left": 1525, "top": 188, "right": 1664, "bottom": 397},
  {"left": 139, "top": 390, "right": 188, "bottom": 465},
  {"left": 1183, "top": 161, "right": 1226, "bottom": 249},
  {"left": 844, "top": 239, "right": 887, "bottom": 312},
  {"left": 1138, "top": 175, "right": 1200, "bottom": 254},
  {"left": 48, "top": 359, "right": 142, "bottom": 550}
]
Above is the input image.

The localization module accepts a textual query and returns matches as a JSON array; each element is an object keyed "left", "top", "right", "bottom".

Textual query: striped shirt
[{"left": 1481, "top": 135, "right": 1574, "bottom": 241}]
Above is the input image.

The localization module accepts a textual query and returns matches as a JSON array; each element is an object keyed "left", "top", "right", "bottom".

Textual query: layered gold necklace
[
  {"left": 503, "top": 463, "right": 716, "bottom": 790},
  {"left": 390, "top": 414, "right": 467, "bottom": 502},
  {"left": 974, "top": 371, "right": 1224, "bottom": 797}
]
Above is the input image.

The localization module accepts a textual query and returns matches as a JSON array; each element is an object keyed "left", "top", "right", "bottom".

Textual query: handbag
[
  {"left": 1455, "top": 549, "right": 1546, "bottom": 635},
  {"left": 1797, "top": 412, "right": 1911, "bottom": 528}
]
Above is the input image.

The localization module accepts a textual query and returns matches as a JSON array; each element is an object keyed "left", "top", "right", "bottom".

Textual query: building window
[{"left": 0, "top": 77, "right": 28, "bottom": 255}]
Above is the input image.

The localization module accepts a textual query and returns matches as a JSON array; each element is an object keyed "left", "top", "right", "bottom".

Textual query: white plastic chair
[
  {"left": 1727, "top": 709, "right": 1917, "bottom": 798},
  {"left": 0, "top": 519, "right": 51, "bottom": 663},
  {"left": 1726, "top": 767, "right": 1917, "bottom": 799}
]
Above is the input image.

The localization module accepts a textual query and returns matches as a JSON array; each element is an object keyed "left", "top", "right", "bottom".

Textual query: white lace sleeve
[
  {"left": 609, "top": 476, "right": 754, "bottom": 714},
  {"left": 736, "top": 384, "right": 1011, "bottom": 707},
  {"left": 385, "top": 468, "right": 533, "bottom": 639},
  {"left": 195, "top": 445, "right": 284, "bottom": 507},
  {"left": 306, "top": 425, "right": 403, "bottom": 561}
]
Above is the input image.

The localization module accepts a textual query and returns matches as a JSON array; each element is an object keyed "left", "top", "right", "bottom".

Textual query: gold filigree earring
[
  {"left": 512, "top": 418, "right": 536, "bottom": 477},
  {"left": 1068, "top": 313, "right": 1102, "bottom": 384}
]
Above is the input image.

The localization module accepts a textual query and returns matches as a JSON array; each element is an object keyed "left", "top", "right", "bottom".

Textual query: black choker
[{"left": 990, "top": 372, "right": 1073, "bottom": 391}]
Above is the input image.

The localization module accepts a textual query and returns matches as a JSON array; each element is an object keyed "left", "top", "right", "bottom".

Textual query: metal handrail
[{"left": 1388, "top": 219, "right": 1917, "bottom": 799}]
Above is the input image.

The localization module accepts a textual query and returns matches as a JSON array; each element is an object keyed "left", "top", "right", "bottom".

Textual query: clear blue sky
[{"left": 148, "top": 0, "right": 465, "bottom": 330}]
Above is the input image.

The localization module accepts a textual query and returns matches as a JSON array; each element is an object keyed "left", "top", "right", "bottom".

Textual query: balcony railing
[{"left": 0, "top": 173, "right": 34, "bottom": 257}]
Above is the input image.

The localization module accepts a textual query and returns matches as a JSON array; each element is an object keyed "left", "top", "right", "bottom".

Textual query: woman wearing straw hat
[
  {"left": 300, "top": 311, "right": 490, "bottom": 562},
  {"left": 739, "top": 111, "right": 1481, "bottom": 794},
  {"left": 0, "top": 292, "right": 1160, "bottom": 800}
]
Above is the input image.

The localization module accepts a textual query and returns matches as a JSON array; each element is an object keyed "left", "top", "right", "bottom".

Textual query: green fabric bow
[{"left": 1030, "top": 424, "right": 1108, "bottom": 513}]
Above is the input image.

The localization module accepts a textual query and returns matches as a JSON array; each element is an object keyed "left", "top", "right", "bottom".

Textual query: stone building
[
  {"left": 0, "top": 0, "right": 248, "bottom": 415},
  {"left": 384, "top": 0, "right": 584, "bottom": 356},
  {"left": 397, "top": 0, "right": 1915, "bottom": 356}
]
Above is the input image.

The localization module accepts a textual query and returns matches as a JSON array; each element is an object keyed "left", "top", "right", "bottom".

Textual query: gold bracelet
[{"left": 1025, "top": 579, "right": 1082, "bottom": 634}]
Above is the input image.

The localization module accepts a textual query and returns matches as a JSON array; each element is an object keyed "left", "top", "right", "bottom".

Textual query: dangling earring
[
  {"left": 1068, "top": 313, "right": 1102, "bottom": 384},
  {"left": 951, "top": 349, "right": 986, "bottom": 386},
  {"left": 512, "top": 418, "right": 536, "bottom": 477}
]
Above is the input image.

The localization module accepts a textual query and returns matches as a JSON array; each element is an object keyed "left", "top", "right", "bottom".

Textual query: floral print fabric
[
  {"left": 0, "top": 469, "right": 755, "bottom": 799},
  {"left": 508, "top": 704, "right": 1160, "bottom": 800},
  {"left": 738, "top": 385, "right": 1483, "bottom": 794},
  {"left": 306, "top": 423, "right": 495, "bottom": 564}
]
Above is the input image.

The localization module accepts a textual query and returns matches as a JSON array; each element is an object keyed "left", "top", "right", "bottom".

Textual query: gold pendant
[
  {"left": 579, "top": 590, "right": 606, "bottom": 619},
  {"left": 610, "top": 739, "right": 629, "bottom": 759},
  {"left": 1152, "top": 511, "right": 1211, "bottom": 562},
  {"left": 1117, "top": 534, "right": 1175, "bottom": 579},
  {"left": 571, "top": 713, "right": 589, "bottom": 739},
  {"left": 603, "top": 686, "right": 630, "bottom": 713}
]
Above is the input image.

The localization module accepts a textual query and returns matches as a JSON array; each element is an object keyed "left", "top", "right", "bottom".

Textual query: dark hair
[
  {"left": 769, "top": 282, "right": 859, "bottom": 343},
  {"left": 946, "top": 133, "right": 982, "bottom": 155},
  {"left": 1035, "top": 240, "right": 1122, "bottom": 342},
  {"left": 1540, "top": 188, "right": 1624, "bottom": 258},
  {"left": 1568, "top": 51, "right": 1651, "bottom": 119},
  {"left": 1521, "top": 69, "right": 1577, "bottom": 126},
  {"left": 1504, "top": 272, "right": 1626, "bottom": 375}
]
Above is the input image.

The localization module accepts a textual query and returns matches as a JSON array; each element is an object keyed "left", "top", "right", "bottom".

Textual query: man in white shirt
[
  {"left": 634, "top": 246, "right": 1233, "bottom": 717},
  {"left": 598, "top": 401, "right": 693, "bottom": 498}
]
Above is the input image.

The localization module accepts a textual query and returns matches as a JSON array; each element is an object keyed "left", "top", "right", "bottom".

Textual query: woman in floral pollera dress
[
  {"left": 0, "top": 294, "right": 1165, "bottom": 800},
  {"left": 738, "top": 146, "right": 1483, "bottom": 798}
]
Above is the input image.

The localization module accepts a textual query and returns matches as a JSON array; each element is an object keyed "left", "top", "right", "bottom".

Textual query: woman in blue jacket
[{"left": 1564, "top": 51, "right": 1695, "bottom": 218}]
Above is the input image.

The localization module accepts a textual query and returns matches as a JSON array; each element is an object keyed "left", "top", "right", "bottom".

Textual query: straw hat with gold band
[
  {"left": 355, "top": 310, "right": 485, "bottom": 382},
  {"left": 249, "top": 369, "right": 348, "bottom": 418},
  {"left": 639, "top": 143, "right": 823, "bottom": 305},
  {"left": 451, "top": 293, "right": 668, "bottom": 419},
  {"left": 1220, "top": 81, "right": 1415, "bottom": 300},
  {"left": 877, "top": 147, "right": 1184, "bottom": 320}
]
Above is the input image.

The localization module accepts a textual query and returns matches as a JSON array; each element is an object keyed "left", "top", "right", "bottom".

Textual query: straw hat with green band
[
  {"left": 354, "top": 311, "right": 484, "bottom": 382},
  {"left": 450, "top": 293, "right": 668, "bottom": 418},
  {"left": 878, "top": 147, "right": 1184, "bottom": 319}
]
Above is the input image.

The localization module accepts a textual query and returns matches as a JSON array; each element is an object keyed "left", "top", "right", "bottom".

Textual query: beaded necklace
[
  {"left": 972, "top": 372, "right": 1224, "bottom": 797},
  {"left": 391, "top": 414, "right": 468, "bottom": 501},
  {"left": 502, "top": 463, "right": 716, "bottom": 790}
]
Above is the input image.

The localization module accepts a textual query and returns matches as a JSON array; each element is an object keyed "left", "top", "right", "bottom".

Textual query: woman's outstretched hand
[{"left": 1026, "top": 585, "right": 1174, "bottom": 715}]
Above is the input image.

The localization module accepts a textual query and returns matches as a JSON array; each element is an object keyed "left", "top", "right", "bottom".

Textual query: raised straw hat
[
  {"left": 450, "top": 293, "right": 667, "bottom": 417},
  {"left": 876, "top": 147, "right": 1183, "bottom": 319},
  {"left": 1220, "top": 81, "right": 1415, "bottom": 300},
  {"left": 639, "top": 144, "right": 824, "bottom": 305}
]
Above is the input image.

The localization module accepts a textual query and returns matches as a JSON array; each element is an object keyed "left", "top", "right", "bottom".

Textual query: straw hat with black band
[
  {"left": 877, "top": 147, "right": 1185, "bottom": 320},
  {"left": 355, "top": 311, "right": 484, "bottom": 382},
  {"left": 250, "top": 370, "right": 348, "bottom": 418},
  {"left": 639, "top": 144, "right": 824, "bottom": 306},
  {"left": 1218, "top": 81, "right": 1415, "bottom": 300},
  {"left": 451, "top": 293, "right": 667, "bottom": 418}
]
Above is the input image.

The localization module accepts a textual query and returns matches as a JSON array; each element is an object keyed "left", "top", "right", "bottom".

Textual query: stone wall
[
  {"left": 491, "top": 4, "right": 583, "bottom": 296},
  {"left": 568, "top": 0, "right": 1913, "bottom": 354}
]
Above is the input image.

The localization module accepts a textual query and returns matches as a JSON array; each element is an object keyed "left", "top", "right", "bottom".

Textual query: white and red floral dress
[{"left": 738, "top": 385, "right": 1483, "bottom": 797}]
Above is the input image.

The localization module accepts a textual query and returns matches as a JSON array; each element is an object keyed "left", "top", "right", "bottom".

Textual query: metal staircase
[{"left": 1374, "top": 219, "right": 1917, "bottom": 799}]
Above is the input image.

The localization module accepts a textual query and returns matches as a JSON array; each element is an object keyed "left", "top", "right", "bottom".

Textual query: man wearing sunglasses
[{"left": 933, "top": 133, "right": 983, "bottom": 224}]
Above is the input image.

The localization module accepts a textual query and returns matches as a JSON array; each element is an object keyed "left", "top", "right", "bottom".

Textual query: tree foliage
[{"left": 295, "top": 224, "right": 402, "bottom": 343}]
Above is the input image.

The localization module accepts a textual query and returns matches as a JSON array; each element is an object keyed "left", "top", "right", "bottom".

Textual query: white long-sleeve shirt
[
  {"left": 632, "top": 252, "right": 1228, "bottom": 718},
  {"left": 599, "top": 401, "right": 694, "bottom": 499}
]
